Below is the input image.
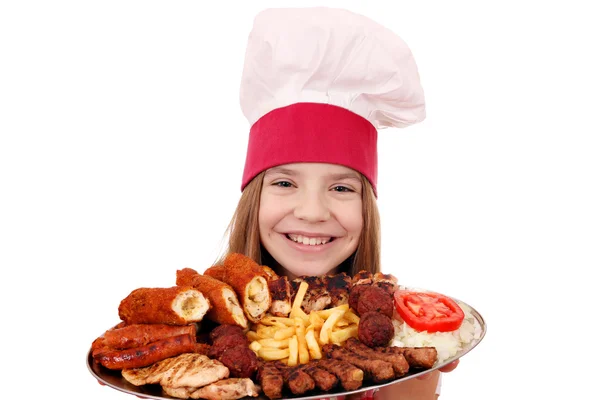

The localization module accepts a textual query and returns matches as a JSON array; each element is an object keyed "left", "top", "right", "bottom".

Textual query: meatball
[
  {"left": 348, "top": 284, "right": 369, "bottom": 312},
  {"left": 219, "top": 346, "right": 259, "bottom": 378},
  {"left": 358, "top": 311, "right": 394, "bottom": 348},
  {"left": 356, "top": 286, "right": 394, "bottom": 317},
  {"left": 209, "top": 324, "right": 245, "bottom": 342},
  {"left": 208, "top": 333, "right": 248, "bottom": 359}
]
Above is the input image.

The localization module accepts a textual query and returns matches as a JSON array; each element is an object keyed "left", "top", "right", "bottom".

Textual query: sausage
[
  {"left": 93, "top": 333, "right": 196, "bottom": 370},
  {"left": 103, "top": 323, "right": 196, "bottom": 349}
]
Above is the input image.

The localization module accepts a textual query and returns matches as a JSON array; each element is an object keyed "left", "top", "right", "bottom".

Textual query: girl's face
[{"left": 259, "top": 163, "right": 363, "bottom": 278}]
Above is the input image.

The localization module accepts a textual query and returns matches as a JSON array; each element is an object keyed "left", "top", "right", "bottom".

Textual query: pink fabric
[{"left": 241, "top": 102, "right": 378, "bottom": 195}]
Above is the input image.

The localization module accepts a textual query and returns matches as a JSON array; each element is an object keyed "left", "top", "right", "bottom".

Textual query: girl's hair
[{"left": 219, "top": 170, "right": 381, "bottom": 275}]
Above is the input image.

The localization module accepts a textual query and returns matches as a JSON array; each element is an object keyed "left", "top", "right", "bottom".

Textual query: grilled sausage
[
  {"left": 93, "top": 333, "right": 196, "bottom": 370},
  {"left": 103, "top": 323, "right": 196, "bottom": 349}
]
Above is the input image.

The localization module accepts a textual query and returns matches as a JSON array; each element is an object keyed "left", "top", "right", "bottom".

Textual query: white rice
[{"left": 391, "top": 301, "right": 483, "bottom": 365}]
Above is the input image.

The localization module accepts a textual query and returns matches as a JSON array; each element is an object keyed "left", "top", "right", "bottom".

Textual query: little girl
[{"left": 219, "top": 7, "right": 458, "bottom": 400}]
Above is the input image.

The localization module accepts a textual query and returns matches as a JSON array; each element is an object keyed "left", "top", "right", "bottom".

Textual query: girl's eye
[
  {"left": 273, "top": 181, "right": 293, "bottom": 188},
  {"left": 332, "top": 185, "right": 353, "bottom": 192}
]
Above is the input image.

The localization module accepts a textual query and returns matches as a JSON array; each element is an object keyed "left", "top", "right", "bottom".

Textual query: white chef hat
[{"left": 239, "top": 7, "right": 425, "bottom": 195}]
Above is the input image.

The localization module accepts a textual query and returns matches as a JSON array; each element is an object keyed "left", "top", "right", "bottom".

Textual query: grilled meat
[
  {"left": 322, "top": 344, "right": 394, "bottom": 383},
  {"left": 219, "top": 346, "right": 259, "bottom": 379},
  {"left": 94, "top": 333, "right": 197, "bottom": 370},
  {"left": 299, "top": 362, "right": 339, "bottom": 391},
  {"left": 348, "top": 284, "right": 369, "bottom": 312},
  {"left": 317, "top": 359, "right": 363, "bottom": 391},
  {"left": 261, "top": 265, "right": 279, "bottom": 281},
  {"left": 351, "top": 270, "right": 373, "bottom": 286},
  {"left": 193, "top": 342, "right": 211, "bottom": 356},
  {"left": 323, "top": 273, "right": 351, "bottom": 307},
  {"left": 162, "top": 378, "right": 259, "bottom": 400},
  {"left": 121, "top": 353, "right": 229, "bottom": 388},
  {"left": 161, "top": 386, "right": 193, "bottom": 399},
  {"left": 372, "top": 272, "right": 398, "bottom": 295},
  {"left": 209, "top": 324, "right": 245, "bottom": 342},
  {"left": 275, "top": 364, "right": 315, "bottom": 395},
  {"left": 257, "top": 362, "right": 284, "bottom": 399},
  {"left": 291, "top": 273, "right": 352, "bottom": 312},
  {"left": 344, "top": 337, "right": 409, "bottom": 377},
  {"left": 103, "top": 323, "right": 196, "bottom": 349},
  {"left": 356, "top": 286, "right": 394, "bottom": 317},
  {"left": 208, "top": 324, "right": 258, "bottom": 378},
  {"left": 379, "top": 346, "right": 438, "bottom": 369},
  {"left": 358, "top": 311, "right": 395, "bottom": 347},
  {"left": 268, "top": 276, "right": 292, "bottom": 317},
  {"left": 208, "top": 333, "right": 248, "bottom": 360},
  {"left": 292, "top": 276, "right": 332, "bottom": 312}
]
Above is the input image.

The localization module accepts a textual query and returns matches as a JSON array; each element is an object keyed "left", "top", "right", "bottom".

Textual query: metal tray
[{"left": 88, "top": 292, "right": 486, "bottom": 400}]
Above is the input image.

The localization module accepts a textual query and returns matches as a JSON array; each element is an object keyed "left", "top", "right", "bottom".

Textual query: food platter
[{"left": 87, "top": 292, "right": 486, "bottom": 400}]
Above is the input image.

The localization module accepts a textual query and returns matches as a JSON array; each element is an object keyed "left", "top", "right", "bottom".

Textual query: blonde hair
[{"left": 219, "top": 171, "right": 381, "bottom": 275}]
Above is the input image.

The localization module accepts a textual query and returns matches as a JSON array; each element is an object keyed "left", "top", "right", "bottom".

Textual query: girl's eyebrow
[
  {"left": 329, "top": 172, "right": 361, "bottom": 182},
  {"left": 264, "top": 166, "right": 296, "bottom": 177},
  {"left": 265, "top": 167, "right": 361, "bottom": 182}
]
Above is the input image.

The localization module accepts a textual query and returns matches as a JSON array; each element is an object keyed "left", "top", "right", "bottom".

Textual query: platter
[{"left": 87, "top": 292, "right": 486, "bottom": 400}]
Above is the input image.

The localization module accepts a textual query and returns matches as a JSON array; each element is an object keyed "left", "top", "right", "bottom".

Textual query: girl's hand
[{"left": 416, "top": 359, "right": 460, "bottom": 380}]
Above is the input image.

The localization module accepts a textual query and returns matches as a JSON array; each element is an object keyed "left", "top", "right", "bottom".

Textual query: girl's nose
[{"left": 293, "top": 192, "right": 331, "bottom": 222}]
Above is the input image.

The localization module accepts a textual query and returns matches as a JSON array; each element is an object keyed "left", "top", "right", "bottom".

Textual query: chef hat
[{"left": 239, "top": 7, "right": 425, "bottom": 195}]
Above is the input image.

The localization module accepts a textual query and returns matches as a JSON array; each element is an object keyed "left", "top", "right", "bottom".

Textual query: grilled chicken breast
[
  {"left": 122, "top": 353, "right": 229, "bottom": 388},
  {"left": 191, "top": 378, "right": 259, "bottom": 400}
]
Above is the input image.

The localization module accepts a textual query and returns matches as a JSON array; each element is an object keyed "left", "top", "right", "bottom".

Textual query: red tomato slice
[{"left": 394, "top": 290, "right": 465, "bottom": 333}]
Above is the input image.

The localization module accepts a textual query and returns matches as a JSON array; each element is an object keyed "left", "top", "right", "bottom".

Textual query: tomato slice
[{"left": 393, "top": 290, "right": 465, "bottom": 333}]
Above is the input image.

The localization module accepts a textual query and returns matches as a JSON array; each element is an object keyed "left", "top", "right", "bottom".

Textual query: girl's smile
[{"left": 282, "top": 232, "right": 336, "bottom": 253}]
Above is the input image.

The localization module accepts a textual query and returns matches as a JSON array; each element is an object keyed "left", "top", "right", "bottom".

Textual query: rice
[{"left": 391, "top": 301, "right": 483, "bottom": 365}]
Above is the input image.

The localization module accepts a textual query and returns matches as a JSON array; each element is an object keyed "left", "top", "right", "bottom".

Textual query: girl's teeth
[{"left": 288, "top": 234, "right": 331, "bottom": 246}]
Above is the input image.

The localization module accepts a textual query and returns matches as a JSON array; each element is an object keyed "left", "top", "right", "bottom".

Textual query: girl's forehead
[{"left": 265, "top": 163, "right": 361, "bottom": 179}]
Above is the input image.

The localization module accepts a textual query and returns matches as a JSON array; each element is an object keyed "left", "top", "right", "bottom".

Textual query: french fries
[{"left": 247, "top": 281, "right": 360, "bottom": 366}]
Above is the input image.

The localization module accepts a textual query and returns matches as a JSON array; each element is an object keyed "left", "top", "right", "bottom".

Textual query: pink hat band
[{"left": 241, "top": 102, "right": 378, "bottom": 195}]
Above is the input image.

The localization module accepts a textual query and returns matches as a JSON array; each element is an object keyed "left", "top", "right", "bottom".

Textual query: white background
[{"left": 1, "top": 1, "right": 598, "bottom": 399}]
